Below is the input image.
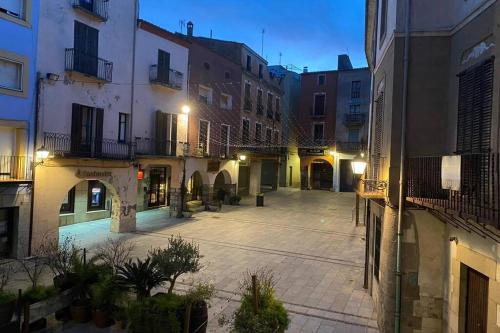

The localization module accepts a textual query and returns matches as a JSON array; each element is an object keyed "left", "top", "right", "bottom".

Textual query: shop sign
[
  {"left": 75, "top": 169, "right": 112, "bottom": 178},
  {"left": 298, "top": 148, "right": 325, "bottom": 156}
]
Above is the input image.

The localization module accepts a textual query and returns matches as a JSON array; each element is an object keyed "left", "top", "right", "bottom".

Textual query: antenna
[
  {"left": 279, "top": 52, "right": 282, "bottom": 65},
  {"left": 261, "top": 29, "right": 265, "bottom": 57},
  {"left": 179, "top": 20, "right": 186, "bottom": 33},
  {"left": 210, "top": 29, "right": 212, "bottom": 38}
]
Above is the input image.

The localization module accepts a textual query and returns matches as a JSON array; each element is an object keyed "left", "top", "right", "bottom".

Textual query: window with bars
[
  {"left": 456, "top": 57, "right": 494, "bottom": 154},
  {"left": 351, "top": 80, "right": 361, "bottom": 98},
  {"left": 255, "top": 123, "right": 262, "bottom": 143}
]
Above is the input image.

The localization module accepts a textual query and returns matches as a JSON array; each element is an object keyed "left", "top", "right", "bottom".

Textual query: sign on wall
[
  {"left": 298, "top": 148, "right": 325, "bottom": 156},
  {"left": 441, "top": 155, "right": 461, "bottom": 191}
]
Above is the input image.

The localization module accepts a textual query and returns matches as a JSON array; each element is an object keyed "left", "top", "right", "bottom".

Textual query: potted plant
[
  {"left": 183, "top": 282, "right": 215, "bottom": 333},
  {"left": 127, "top": 293, "right": 184, "bottom": 333},
  {"left": 116, "top": 256, "right": 165, "bottom": 300},
  {"left": 0, "top": 263, "right": 16, "bottom": 325},
  {"left": 150, "top": 235, "right": 202, "bottom": 294},
  {"left": 40, "top": 236, "right": 79, "bottom": 290},
  {"left": 91, "top": 274, "right": 123, "bottom": 328}
]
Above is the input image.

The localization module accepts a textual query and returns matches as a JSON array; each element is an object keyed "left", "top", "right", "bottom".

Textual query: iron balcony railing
[
  {"left": 256, "top": 104, "right": 264, "bottom": 115},
  {"left": 44, "top": 132, "right": 132, "bottom": 160},
  {"left": 135, "top": 138, "right": 177, "bottom": 157},
  {"left": 310, "top": 107, "right": 326, "bottom": 117},
  {"left": 65, "top": 48, "right": 113, "bottom": 82},
  {"left": 406, "top": 153, "right": 500, "bottom": 230},
  {"left": 0, "top": 156, "right": 32, "bottom": 181},
  {"left": 244, "top": 98, "right": 253, "bottom": 111},
  {"left": 343, "top": 113, "right": 367, "bottom": 127},
  {"left": 149, "top": 65, "right": 183, "bottom": 90},
  {"left": 72, "top": 0, "right": 109, "bottom": 21},
  {"left": 336, "top": 141, "right": 367, "bottom": 152}
]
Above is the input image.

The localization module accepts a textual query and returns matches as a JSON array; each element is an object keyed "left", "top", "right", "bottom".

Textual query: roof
[{"left": 137, "top": 19, "right": 191, "bottom": 48}]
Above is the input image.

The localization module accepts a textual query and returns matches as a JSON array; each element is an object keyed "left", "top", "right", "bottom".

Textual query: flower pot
[
  {"left": 189, "top": 301, "right": 208, "bottom": 333},
  {"left": 93, "top": 309, "right": 112, "bottom": 328},
  {"left": 0, "top": 299, "right": 15, "bottom": 324},
  {"left": 70, "top": 300, "right": 91, "bottom": 323}
]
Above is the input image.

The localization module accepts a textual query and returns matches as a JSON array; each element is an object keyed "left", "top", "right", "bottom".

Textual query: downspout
[
  {"left": 129, "top": 0, "right": 138, "bottom": 158},
  {"left": 395, "top": 0, "right": 411, "bottom": 332}
]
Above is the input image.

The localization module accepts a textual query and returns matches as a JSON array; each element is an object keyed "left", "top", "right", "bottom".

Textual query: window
[
  {"left": 313, "top": 123, "right": 324, "bottom": 144},
  {"left": 374, "top": 216, "right": 382, "bottom": 280},
  {"left": 220, "top": 124, "right": 230, "bottom": 158},
  {"left": 60, "top": 188, "right": 76, "bottom": 214},
  {"left": 71, "top": 103, "right": 104, "bottom": 155},
  {"left": 220, "top": 93, "right": 232, "bottom": 110},
  {"left": 348, "top": 128, "right": 359, "bottom": 142},
  {"left": 198, "top": 85, "right": 213, "bottom": 105},
  {"left": 224, "top": 71, "right": 231, "bottom": 79},
  {"left": 242, "top": 119, "right": 250, "bottom": 144},
  {"left": 244, "top": 83, "right": 252, "bottom": 111},
  {"left": 198, "top": 120, "right": 209, "bottom": 154},
  {"left": 0, "top": 0, "right": 24, "bottom": 18},
  {"left": 350, "top": 104, "right": 361, "bottom": 114},
  {"left": 266, "top": 128, "right": 272, "bottom": 144},
  {"left": 274, "top": 131, "right": 279, "bottom": 145},
  {"left": 0, "top": 57, "right": 22, "bottom": 91},
  {"left": 157, "top": 49, "right": 171, "bottom": 84},
  {"left": 351, "top": 80, "right": 361, "bottom": 98},
  {"left": 456, "top": 58, "right": 493, "bottom": 154},
  {"left": 88, "top": 180, "right": 106, "bottom": 211},
  {"left": 80, "top": 106, "right": 93, "bottom": 145},
  {"left": 246, "top": 55, "right": 252, "bottom": 71},
  {"left": 255, "top": 123, "right": 262, "bottom": 143},
  {"left": 118, "top": 113, "right": 128, "bottom": 143},
  {"left": 257, "top": 89, "right": 263, "bottom": 114},
  {"left": 275, "top": 98, "right": 280, "bottom": 113},
  {"left": 318, "top": 75, "right": 325, "bottom": 85},
  {"left": 258, "top": 64, "right": 263, "bottom": 78},
  {"left": 313, "top": 94, "right": 326, "bottom": 116},
  {"left": 380, "top": 0, "right": 388, "bottom": 42},
  {"left": 267, "top": 93, "right": 273, "bottom": 118}
]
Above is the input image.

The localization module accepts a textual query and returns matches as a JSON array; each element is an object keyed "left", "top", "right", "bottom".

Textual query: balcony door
[
  {"left": 71, "top": 103, "right": 103, "bottom": 156},
  {"left": 74, "top": 21, "right": 99, "bottom": 77},
  {"left": 157, "top": 49, "right": 170, "bottom": 84},
  {"left": 148, "top": 167, "right": 167, "bottom": 208}
]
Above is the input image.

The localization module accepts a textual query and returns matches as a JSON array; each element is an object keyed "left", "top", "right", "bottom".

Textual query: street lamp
[
  {"left": 351, "top": 154, "right": 367, "bottom": 175},
  {"left": 238, "top": 154, "right": 247, "bottom": 161},
  {"left": 33, "top": 146, "right": 50, "bottom": 167},
  {"left": 181, "top": 104, "right": 190, "bottom": 114}
]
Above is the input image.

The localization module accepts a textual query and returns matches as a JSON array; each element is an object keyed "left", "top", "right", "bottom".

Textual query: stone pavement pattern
[{"left": 22, "top": 189, "right": 379, "bottom": 332}]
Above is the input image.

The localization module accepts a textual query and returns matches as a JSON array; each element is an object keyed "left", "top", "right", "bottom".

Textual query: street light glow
[
  {"left": 239, "top": 154, "right": 247, "bottom": 161},
  {"left": 182, "top": 105, "right": 190, "bottom": 114},
  {"left": 351, "top": 156, "right": 367, "bottom": 175},
  {"left": 36, "top": 146, "right": 50, "bottom": 160}
]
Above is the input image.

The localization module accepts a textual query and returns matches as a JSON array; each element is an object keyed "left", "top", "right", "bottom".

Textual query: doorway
[
  {"left": 148, "top": 167, "right": 167, "bottom": 208},
  {"left": 461, "top": 265, "right": 489, "bottom": 333},
  {"left": 0, "top": 208, "right": 13, "bottom": 258},
  {"left": 311, "top": 160, "right": 333, "bottom": 190},
  {"left": 340, "top": 159, "right": 357, "bottom": 192}
]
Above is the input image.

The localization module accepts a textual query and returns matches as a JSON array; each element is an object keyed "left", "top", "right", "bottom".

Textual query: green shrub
[
  {"left": 91, "top": 274, "right": 123, "bottom": 311},
  {"left": 127, "top": 293, "right": 185, "bottom": 333},
  {"left": 22, "top": 285, "right": 57, "bottom": 304},
  {"left": 0, "top": 291, "right": 16, "bottom": 305}
]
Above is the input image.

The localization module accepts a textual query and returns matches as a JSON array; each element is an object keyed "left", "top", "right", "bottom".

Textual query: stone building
[
  {"left": 360, "top": 0, "right": 500, "bottom": 332},
  {"left": 0, "top": 0, "right": 39, "bottom": 258}
]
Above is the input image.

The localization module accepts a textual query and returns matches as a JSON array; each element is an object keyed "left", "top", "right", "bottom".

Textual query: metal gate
[{"left": 465, "top": 267, "right": 488, "bottom": 333}]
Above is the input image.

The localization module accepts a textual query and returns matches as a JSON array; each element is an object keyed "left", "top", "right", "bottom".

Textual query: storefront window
[
  {"left": 87, "top": 180, "right": 106, "bottom": 211},
  {"left": 60, "top": 187, "right": 75, "bottom": 214}
]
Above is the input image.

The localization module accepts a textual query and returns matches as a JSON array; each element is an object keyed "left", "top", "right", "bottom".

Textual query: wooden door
[{"left": 465, "top": 267, "right": 488, "bottom": 333}]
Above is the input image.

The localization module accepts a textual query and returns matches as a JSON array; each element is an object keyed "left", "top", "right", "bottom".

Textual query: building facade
[
  {"left": 361, "top": 0, "right": 500, "bottom": 332},
  {"left": 34, "top": 0, "right": 139, "bottom": 242},
  {"left": 0, "top": 0, "right": 39, "bottom": 258}
]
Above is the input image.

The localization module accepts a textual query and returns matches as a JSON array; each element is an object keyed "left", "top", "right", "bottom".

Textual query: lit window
[
  {"left": 0, "top": 58, "right": 22, "bottom": 91},
  {"left": 118, "top": 113, "right": 129, "bottom": 142}
]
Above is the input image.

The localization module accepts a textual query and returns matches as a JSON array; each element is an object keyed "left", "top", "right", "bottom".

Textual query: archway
[
  {"left": 311, "top": 159, "right": 333, "bottom": 190},
  {"left": 213, "top": 170, "right": 232, "bottom": 200},
  {"left": 187, "top": 171, "right": 204, "bottom": 202}
]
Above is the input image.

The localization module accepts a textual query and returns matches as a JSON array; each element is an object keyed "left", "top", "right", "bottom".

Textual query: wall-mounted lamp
[
  {"left": 239, "top": 154, "right": 247, "bottom": 161},
  {"left": 34, "top": 146, "right": 50, "bottom": 167},
  {"left": 449, "top": 236, "right": 458, "bottom": 244},
  {"left": 329, "top": 150, "right": 336, "bottom": 156},
  {"left": 46, "top": 73, "right": 60, "bottom": 81},
  {"left": 181, "top": 105, "right": 191, "bottom": 114},
  {"left": 351, "top": 155, "right": 367, "bottom": 175}
]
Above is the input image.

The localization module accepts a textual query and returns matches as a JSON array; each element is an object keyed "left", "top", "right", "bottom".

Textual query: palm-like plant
[{"left": 116, "top": 257, "right": 165, "bottom": 300}]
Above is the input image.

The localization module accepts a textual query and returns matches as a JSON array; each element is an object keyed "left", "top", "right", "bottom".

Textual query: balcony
[
  {"left": 72, "top": 0, "right": 109, "bottom": 21},
  {"left": 65, "top": 48, "right": 113, "bottom": 82},
  {"left": 336, "top": 141, "right": 367, "bottom": 153},
  {"left": 44, "top": 132, "right": 132, "bottom": 160},
  {"left": 149, "top": 65, "right": 183, "bottom": 90},
  {"left": 343, "top": 113, "right": 366, "bottom": 127},
  {"left": 0, "top": 156, "right": 32, "bottom": 182},
  {"left": 267, "top": 109, "right": 274, "bottom": 119},
  {"left": 406, "top": 153, "right": 500, "bottom": 231},
  {"left": 256, "top": 104, "right": 264, "bottom": 115},
  {"left": 135, "top": 138, "right": 176, "bottom": 157},
  {"left": 244, "top": 98, "right": 253, "bottom": 112}
]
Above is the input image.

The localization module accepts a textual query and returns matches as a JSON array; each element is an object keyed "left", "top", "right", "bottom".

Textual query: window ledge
[
  {"left": 86, "top": 209, "right": 108, "bottom": 214},
  {"left": 0, "top": 11, "right": 30, "bottom": 28}
]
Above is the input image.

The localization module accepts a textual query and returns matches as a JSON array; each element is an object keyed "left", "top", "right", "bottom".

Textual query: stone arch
[
  {"left": 213, "top": 169, "right": 233, "bottom": 200},
  {"left": 310, "top": 158, "right": 334, "bottom": 190},
  {"left": 187, "top": 170, "right": 206, "bottom": 201}
]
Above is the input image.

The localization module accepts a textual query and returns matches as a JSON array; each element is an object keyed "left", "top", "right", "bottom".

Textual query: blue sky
[{"left": 139, "top": 0, "right": 367, "bottom": 72}]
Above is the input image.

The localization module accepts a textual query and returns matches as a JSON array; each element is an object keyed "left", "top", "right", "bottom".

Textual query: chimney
[
  {"left": 337, "top": 54, "right": 353, "bottom": 70},
  {"left": 187, "top": 21, "right": 193, "bottom": 36},
  {"left": 303, "top": 66, "right": 308, "bottom": 73}
]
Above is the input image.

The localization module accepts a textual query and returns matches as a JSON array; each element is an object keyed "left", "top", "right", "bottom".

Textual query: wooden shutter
[
  {"left": 372, "top": 93, "right": 384, "bottom": 179},
  {"left": 465, "top": 267, "right": 488, "bottom": 333},
  {"left": 456, "top": 57, "right": 494, "bottom": 154},
  {"left": 170, "top": 114, "right": 177, "bottom": 156},
  {"left": 74, "top": 21, "right": 98, "bottom": 76},
  {"left": 71, "top": 103, "right": 82, "bottom": 154},
  {"left": 158, "top": 50, "right": 170, "bottom": 83},
  {"left": 155, "top": 111, "right": 169, "bottom": 155},
  {"left": 94, "top": 108, "right": 104, "bottom": 156}
]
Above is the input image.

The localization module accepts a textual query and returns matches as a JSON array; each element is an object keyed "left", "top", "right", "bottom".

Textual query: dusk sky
[{"left": 139, "top": 0, "right": 367, "bottom": 72}]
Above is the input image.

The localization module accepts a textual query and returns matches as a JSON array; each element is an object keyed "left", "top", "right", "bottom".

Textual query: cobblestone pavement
[{"left": 22, "top": 189, "right": 379, "bottom": 333}]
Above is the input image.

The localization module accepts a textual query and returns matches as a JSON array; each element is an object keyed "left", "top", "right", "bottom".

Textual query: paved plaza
[{"left": 13, "top": 189, "right": 377, "bottom": 333}]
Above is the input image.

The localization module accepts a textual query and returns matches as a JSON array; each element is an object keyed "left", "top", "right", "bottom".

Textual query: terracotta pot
[
  {"left": 0, "top": 299, "right": 15, "bottom": 324},
  {"left": 93, "top": 309, "right": 111, "bottom": 328},
  {"left": 70, "top": 301, "right": 91, "bottom": 323}
]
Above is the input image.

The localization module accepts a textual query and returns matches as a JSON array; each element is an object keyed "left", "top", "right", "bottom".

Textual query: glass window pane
[{"left": 0, "top": 58, "right": 22, "bottom": 91}]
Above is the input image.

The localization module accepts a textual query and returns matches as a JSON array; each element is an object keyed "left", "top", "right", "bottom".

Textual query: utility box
[{"left": 256, "top": 193, "right": 264, "bottom": 207}]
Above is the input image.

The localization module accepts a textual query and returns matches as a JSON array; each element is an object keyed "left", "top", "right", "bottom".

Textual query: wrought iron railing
[
  {"left": 343, "top": 113, "right": 367, "bottom": 127},
  {"left": 149, "top": 65, "right": 183, "bottom": 90},
  {"left": 72, "top": 0, "right": 109, "bottom": 21},
  {"left": 0, "top": 156, "right": 32, "bottom": 181},
  {"left": 65, "top": 48, "right": 113, "bottom": 82},
  {"left": 244, "top": 98, "right": 252, "bottom": 111},
  {"left": 44, "top": 132, "right": 132, "bottom": 160},
  {"left": 135, "top": 138, "right": 177, "bottom": 157},
  {"left": 336, "top": 141, "right": 367, "bottom": 152},
  {"left": 256, "top": 104, "right": 264, "bottom": 115},
  {"left": 406, "top": 153, "right": 500, "bottom": 230}
]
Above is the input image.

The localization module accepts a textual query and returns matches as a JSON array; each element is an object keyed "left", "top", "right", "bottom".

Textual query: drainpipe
[
  {"left": 395, "top": 0, "right": 411, "bottom": 332},
  {"left": 129, "top": 0, "right": 138, "bottom": 158}
]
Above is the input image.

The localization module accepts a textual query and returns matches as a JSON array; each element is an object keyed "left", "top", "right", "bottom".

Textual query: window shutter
[
  {"left": 155, "top": 111, "right": 168, "bottom": 155},
  {"left": 94, "top": 108, "right": 104, "bottom": 156},
  {"left": 456, "top": 57, "right": 493, "bottom": 154},
  {"left": 170, "top": 114, "right": 177, "bottom": 155},
  {"left": 71, "top": 103, "right": 82, "bottom": 153},
  {"left": 158, "top": 50, "right": 170, "bottom": 83}
]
